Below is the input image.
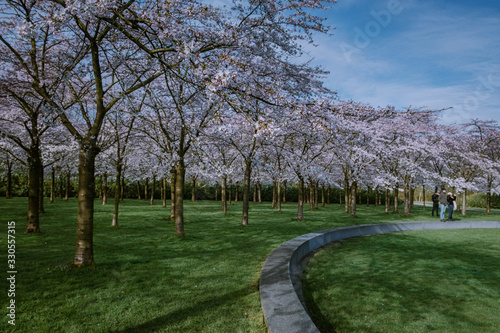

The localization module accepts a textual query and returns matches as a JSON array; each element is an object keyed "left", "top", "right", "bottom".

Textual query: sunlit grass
[
  {"left": 303, "top": 229, "right": 500, "bottom": 333},
  {"left": 0, "top": 197, "right": 498, "bottom": 332}
]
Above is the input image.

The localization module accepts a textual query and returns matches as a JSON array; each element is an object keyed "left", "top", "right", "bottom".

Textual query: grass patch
[
  {"left": 303, "top": 229, "right": 500, "bottom": 333},
  {"left": 0, "top": 198, "right": 499, "bottom": 332}
]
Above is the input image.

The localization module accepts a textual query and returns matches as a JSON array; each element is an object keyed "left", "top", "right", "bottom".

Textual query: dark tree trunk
[
  {"left": 221, "top": 175, "right": 227, "bottom": 214},
  {"left": 26, "top": 146, "right": 41, "bottom": 233},
  {"left": 321, "top": 184, "right": 325, "bottom": 207},
  {"left": 258, "top": 182, "right": 262, "bottom": 204},
  {"left": 120, "top": 174, "right": 125, "bottom": 201},
  {"left": 344, "top": 176, "right": 349, "bottom": 213},
  {"left": 228, "top": 181, "right": 232, "bottom": 205},
  {"left": 297, "top": 177, "right": 304, "bottom": 220},
  {"left": 73, "top": 142, "right": 98, "bottom": 268},
  {"left": 59, "top": 173, "right": 63, "bottom": 199},
  {"left": 272, "top": 181, "right": 277, "bottom": 209},
  {"left": 137, "top": 180, "right": 141, "bottom": 200},
  {"left": 38, "top": 165, "right": 45, "bottom": 213},
  {"left": 234, "top": 182, "right": 239, "bottom": 202},
  {"left": 162, "top": 175, "right": 167, "bottom": 208},
  {"left": 50, "top": 167, "right": 55, "bottom": 203},
  {"left": 422, "top": 185, "right": 426, "bottom": 210},
  {"left": 350, "top": 181, "right": 357, "bottom": 218},
  {"left": 150, "top": 175, "right": 156, "bottom": 205},
  {"left": 253, "top": 183, "right": 256, "bottom": 203},
  {"left": 170, "top": 169, "right": 176, "bottom": 220},
  {"left": 393, "top": 185, "right": 399, "bottom": 213},
  {"left": 5, "top": 161, "right": 12, "bottom": 199},
  {"left": 309, "top": 182, "right": 314, "bottom": 211},
  {"left": 314, "top": 181, "right": 319, "bottom": 210},
  {"left": 327, "top": 185, "right": 331, "bottom": 204},
  {"left": 144, "top": 178, "right": 149, "bottom": 201},
  {"left": 112, "top": 162, "right": 122, "bottom": 227},
  {"left": 282, "top": 180, "right": 287, "bottom": 203},
  {"left": 191, "top": 177, "right": 196, "bottom": 202},
  {"left": 241, "top": 159, "right": 252, "bottom": 225},
  {"left": 404, "top": 182, "right": 411, "bottom": 216},
  {"left": 174, "top": 160, "right": 186, "bottom": 236},
  {"left": 385, "top": 188, "right": 390, "bottom": 214},
  {"left": 462, "top": 188, "right": 467, "bottom": 216},
  {"left": 276, "top": 181, "right": 282, "bottom": 213},
  {"left": 102, "top": 171, "right": 108, "bottom": 205}
]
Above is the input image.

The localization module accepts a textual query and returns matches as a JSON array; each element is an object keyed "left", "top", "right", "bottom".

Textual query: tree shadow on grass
[{"left": 114, "top": 286, "right": 254, "bottom": 333}]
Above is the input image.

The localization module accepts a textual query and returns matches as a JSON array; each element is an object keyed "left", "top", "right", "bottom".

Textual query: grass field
[
  {"left": 302, "top": 229, "right": 500, "bottom": 333},
  {"left": 0, "top": 197, "right": 499, "bottom": 332}
]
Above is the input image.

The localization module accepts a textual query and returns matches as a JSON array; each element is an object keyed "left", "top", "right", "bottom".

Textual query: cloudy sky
[{"left": 302, "top": 0, "right": 500, "bottom": 124}]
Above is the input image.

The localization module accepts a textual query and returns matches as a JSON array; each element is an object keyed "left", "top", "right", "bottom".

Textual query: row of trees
[{"left": 1, "top": 1, "right": 500, "bottom": 268}]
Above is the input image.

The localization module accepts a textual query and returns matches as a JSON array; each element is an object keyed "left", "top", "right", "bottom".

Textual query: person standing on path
[
  {"left": 431, "top": 190, "right": 440, "bottom": 217},
  {"left": 447, "top": 192, "right": 457, "bottom": 221},
  {"left": 438, "top": 188, "right": 448, "bottom": 222}
]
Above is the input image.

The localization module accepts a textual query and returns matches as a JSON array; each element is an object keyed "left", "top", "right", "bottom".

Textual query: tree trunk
[
  {"left": 137, "top": 180, "right": 141, "bottom": 200},
  {"left": 462, "top": 188, "right": 467, "bottom": 216},
  {"left": 222, "top": 175, "right": 227, "bottom": 214},
  {"left": 120, "top": 174, "right": 125, "bottom": 201},
  {"left": 321, "top": 184, "right": 325, "bottom": 207},
  {"left": 144, "top": 177, "right": 149, "bottom": 201},
  {"left": 102, "top": 171, "right": 108, "bottom": 205},
  {"left": 258, "top": 182, "right": 262, "bottom": 204},
  {"left": 366, "top": 187, "right": 370, "bottom": 206},
  {"left": 59, "top": 172, "right": 63, "bottom": 199},
  {"left": 374, "top": 186, "right": 378, "bottom": 207},
  {"left": 314, "top": 181, "right": 319, "bottom": 210},
  {"left": 241, "top": 159, "right": 251, "bottom": 225},
  {"left": 327, "top": 185, "right": 331, "bottom": 204},
  {"left": 215, "top": 184, "right": 218, "bottom": 202},
  {"left": 422, "top": 185, "right": 426, "bottom": 210},
  {"left": 309, "top": 182, "right": 314, "bottom": 211},
  {"left": 73, "top": 142, "right": 98, "bottom": 268},
  {"left": 385, "top": 188, "right": 390, "bottom": 214},
  {"left": 174, "top": 160, "right": 186, "bottom": 237},
  {"left": 282, "top": 180, "right": 287, "bottom": 203},
  {"left": 404, "top": 182, "right": 411, "bottom": 216},
  {"left": 99, "top": 175, "right": 103, "bottom": 199},
  {"left": 486, "top": 188, "right": 491, "bottom": 214},
  {"left": 5, "top": 161, "right": 12, "bottom": 198},
  {"left": 191, "top": 177, "right": 196, "bottom": 202},
  {"left": 112, "top": 162, "right": 122, "bottom": 227},
  {"left": 170, "top": 169, "right": 176, "bottom": 220},
  {"left": 410, "top": 186, "right": 415, "bottom": 208},
  {"left": 297, "top": 177, "right": 304, "bottom": 220},
  {"left": 253, "top": 183, "right": 256, "bottom": 203},
  {"left": 234, "top": 182, "right": 239, "bottom": 202},
  {"left": 272, "top": 181, "right": 277, "bottom": 209},
  {"left": 393, "top": 185, "right": 399, "bottom": 213},
  {"left": 50, "top": 167, "right": 55, "bottom": 203},
  {"left": 150, "top": 175, "right": 156, "bottom": 205},
  {"left": 350, "top": 181, "right": 357, "bottom": 218},
  {"left": 344, "top": 176, "right": 349, "bottom": 213},
  {"left": 162, "top": 175, "right": 167, "bottom": 208},
  {"left": 228, "top": 181, "right": 232, "bottom": 205},
  {"left": 26, "top": 146, "right": 41, "bottom": 233},
  {"left": 276, "top": 181, "right": 282, "bottom": 213},
  {"left": 38, "top": 165, "right": 45, "bottom": 213}
]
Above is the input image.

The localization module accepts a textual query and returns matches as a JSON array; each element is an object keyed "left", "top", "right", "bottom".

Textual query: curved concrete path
[{"left": 259, "top": 220, "right": 500, "bottom": 333}]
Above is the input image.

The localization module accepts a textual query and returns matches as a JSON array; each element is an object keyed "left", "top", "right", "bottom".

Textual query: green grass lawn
[
  {"left": 303, "top": 230, "right": 500, "bottom": 333},
  {"left": 0, "top": 197, "right": 499, "bottom": 332}
]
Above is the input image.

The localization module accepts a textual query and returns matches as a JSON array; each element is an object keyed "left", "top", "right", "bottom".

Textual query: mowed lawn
[
  {"left": 1, "top": 197, "right": 499, "bottom": 332},
  {"left": 303, "top": 230, "right": 500, "bottom": 333}
]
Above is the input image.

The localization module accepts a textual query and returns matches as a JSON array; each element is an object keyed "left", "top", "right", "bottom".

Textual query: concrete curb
[{"left": 259, "top": 221, "right": 500, "bottom": 333}]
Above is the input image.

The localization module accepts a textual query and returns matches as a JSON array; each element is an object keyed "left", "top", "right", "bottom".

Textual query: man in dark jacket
[
  {"left": 431, "top": 191, "right": 439, "bottom": 217},
  {"left": 438, "top": 188, "right": 448, "bottom": 222}
]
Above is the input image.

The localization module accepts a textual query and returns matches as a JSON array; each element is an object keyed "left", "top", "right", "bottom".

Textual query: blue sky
[{"left": 302, "top": 0, "right": 500, "bottom": 124}]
